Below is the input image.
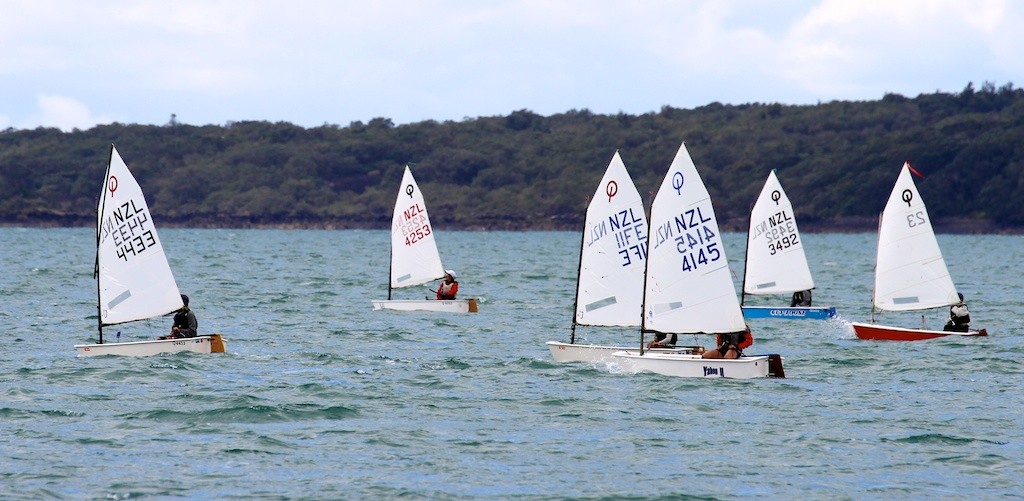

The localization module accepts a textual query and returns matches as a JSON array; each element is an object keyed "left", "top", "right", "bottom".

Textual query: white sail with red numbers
[
  {"left": 389, "top": 165, "right": 445, "bottom": 289},
  {"left": 372, "top": 164, "right": 478, "bottom": 313}
]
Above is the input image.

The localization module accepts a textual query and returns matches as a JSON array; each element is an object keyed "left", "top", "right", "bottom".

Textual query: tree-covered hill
[{"left": 2, "top": 82, "right": 1022, "bottom": 233}]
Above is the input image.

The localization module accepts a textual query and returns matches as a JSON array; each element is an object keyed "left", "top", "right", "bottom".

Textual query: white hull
[
  {"left": 612, "top": 351, "right": 784, "bottom": 379},
  {"left": 75, "top": 334, "right": 227, "bottom": 357},
  {"left": 545, "top": 341, "right": 700, "bottom": 363},
  {"left": 371, "top": 298, "right": 479, "bottom": 313}
]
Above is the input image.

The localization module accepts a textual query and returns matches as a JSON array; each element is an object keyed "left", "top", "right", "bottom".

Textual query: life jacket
[
  {"left": 950, "top": 304, "right": 970, "bottom": 325},
  {"left": 437, "top": 280, "right": 458, "bottom": 300},
  {"left": 173, "top": 307, "right": 195, "bottom": 329},
  {"left": 717, "top": 330, "right": 753, "bottom": 350}
]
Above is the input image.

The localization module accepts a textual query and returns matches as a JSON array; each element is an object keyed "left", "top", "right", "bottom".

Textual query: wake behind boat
[
  {"left": 850, "top": 162, "right": 988, "bottom": 341},
  {"left": 612, "top": 142, "right": 784, "bottom": 379},
  {"left": 546, "top": 151, "right": 699, "bottom": 363},
  {"left": 75, "top": 145, "right": 226, "bottom": 357},
  {"left": 740, "top": 169, "right": 835, "bottom": 320},
  {"left": 372, "top": 165, "right": 478, "bottom": 313}
]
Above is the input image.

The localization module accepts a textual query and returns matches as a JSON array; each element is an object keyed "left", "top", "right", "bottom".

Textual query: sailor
[
  {"left": 943, "top": 293, "right": 971, "bottom": 332},
  {"left": 436, "top": 270, "right": 459, "bottom": 300},
  {"left": 647, "top": 332, "right": 677, "bottom": 349},
  {"left": 791, "top": 289, "right": 812, "bottom": 307},
  {"left": 159, "top": 294, "right": 198, "bottom": 339},
  {"left": 702, "top": 326, "right": 754, "bottom": 359}
]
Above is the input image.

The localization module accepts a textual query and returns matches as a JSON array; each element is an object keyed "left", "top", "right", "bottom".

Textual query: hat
[
  {"left": 957, "top": 292, "right": 964, "bottom": 302},
  {"left": 445, "top": 269, "right": 457, "bottom": 279},
  {"left": 180, "top": 294, "right": 189, "bottom": 306}
]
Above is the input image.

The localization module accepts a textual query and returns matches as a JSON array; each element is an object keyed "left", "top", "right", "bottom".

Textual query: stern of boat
[
  {"left": 767, "top": 354, "right": 785, "bottom": 378},
  {"left": 209, "top": 333, "right": 227, "bottom": 353}
]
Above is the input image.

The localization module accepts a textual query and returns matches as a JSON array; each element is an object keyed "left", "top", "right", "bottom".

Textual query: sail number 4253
[{"left": 404, "top": 224, "right": 431, "bottom": 246}]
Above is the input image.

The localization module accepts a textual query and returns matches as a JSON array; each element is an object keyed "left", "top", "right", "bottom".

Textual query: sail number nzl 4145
[{"left": 652, "top": 205, "right": 722, "bottom": 272}]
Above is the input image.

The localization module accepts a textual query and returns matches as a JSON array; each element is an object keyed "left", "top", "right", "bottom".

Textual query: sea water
[{"left": 1, "top": 227, "right": 1022, "bottom": 499}]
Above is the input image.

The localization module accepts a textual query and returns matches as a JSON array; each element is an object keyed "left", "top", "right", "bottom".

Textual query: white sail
[
  {"left": 97, "top": 145, "right": 183, "bottom": 326},
  {"left": 390, "top": 165, "right": 444, "bottom": 288},
  {"left": 872, "top": 162, "right": 958, "bottom": 311},
  {"left": 743, "top": 169, "right": 814, "bottom": 295},
  {"left": 644, "top": 142, "right": 746, "bottom": 334},
  {"left": 575, "top": 151, "right": 648, "bottom": 327}
]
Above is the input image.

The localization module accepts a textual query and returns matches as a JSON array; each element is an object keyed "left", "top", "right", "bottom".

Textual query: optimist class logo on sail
[
  {"left": 396, "top": 184, "right": 432, "bottom": 246},
  {"left": 100, "top": 175, "right": 158, "bottom": 262},
  {"left": 651, "top": 172, "right": 722, "bottom": 272},
  {"left": 584, "top": 179, "right": 648, "bottom": 267}
]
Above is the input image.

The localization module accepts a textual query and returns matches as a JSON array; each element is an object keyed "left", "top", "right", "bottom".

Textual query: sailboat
[
  {"left": 740, "top": 169, "right": 836, "bottom": 320},
  {"left": 546, "top": 151, "right": 698, "bottom": 363},
  {"left": 370, "top": 165, "right": 478, "bottom": 313},
  {"left": 613, "top": 143, "right": 785, "bottom": 379},
  {"left": 75, "top": 145, "right": 227, "bottom": 357},
  {"left": 850, "top": 162, "right": 988, "bottom": 341}
]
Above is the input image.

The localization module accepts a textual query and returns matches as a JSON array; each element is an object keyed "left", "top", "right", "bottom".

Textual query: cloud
[
  {"left": 20, "top": 95, "right": 114, "bottom": 132},
  {"left": 776, "top": 0, "right": 1024, "bottom": 98},
  {"left": 1, "top": 1, "right": 1022, "bottom": 130}
]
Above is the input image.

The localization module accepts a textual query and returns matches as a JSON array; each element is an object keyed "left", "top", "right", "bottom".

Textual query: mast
[
  {"left": 568, "top": 194, "right": 590, "bottom": 344},
  {"left": 638, "top": 190, "right": 655, "bottom": 355},
  {"left": 94, "top": 144, "right": 114, "bottom": 344},
  {"left": 869, "top": 210, "right": 882, "bottom": 323},
  {"left": 387, "top": 246, "right": 393, "bottom": 300},
  {"left": 740, "top": 196, "right": 756, "bottom": 307}
]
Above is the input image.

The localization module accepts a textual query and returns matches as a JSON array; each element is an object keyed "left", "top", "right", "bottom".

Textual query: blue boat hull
[{"left": 742, "top": 306, "right": 837, "bottom": 320}]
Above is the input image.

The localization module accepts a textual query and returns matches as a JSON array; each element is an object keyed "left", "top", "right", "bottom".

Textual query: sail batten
[
  {"left": 643, "top": 143, "right": 746, "bottom": 335},
  {"left": 573, "top": 152, "right": 648, "bottom": 327},
  {"left": 97, "top": 145, "right": 183, "bottom": 327},
  {"left": 389, "top": 166, "right": 444, "bottom": 289}
]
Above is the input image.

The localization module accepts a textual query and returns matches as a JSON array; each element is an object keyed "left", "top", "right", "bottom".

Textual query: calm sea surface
[{"left": 1, "top": 227, "right": 1022, "bottom": 499}]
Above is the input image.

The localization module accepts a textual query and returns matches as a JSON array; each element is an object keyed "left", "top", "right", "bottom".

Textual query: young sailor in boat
[
  {"left": 647, "top": 332, "right": 677, "bottom": 349},
  {"left": 436, "top": 270, "right": 459, "bottom": 300},
  {"left": 159, "top": 294, "right": 198, "bottom": 339},
  {"left": 790, "top": 289, "right": 813, "bottom": 307},
  {"left": 702, "top": 326, "right": 753, "bottom": 359},
  {"left": 943, "top": 293, "right": 971, "bottom": 332}
]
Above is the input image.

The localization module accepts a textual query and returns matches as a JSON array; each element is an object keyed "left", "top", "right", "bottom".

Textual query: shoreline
[{"left": 2, "top": 217, "right": 1022, "bottom": 234}]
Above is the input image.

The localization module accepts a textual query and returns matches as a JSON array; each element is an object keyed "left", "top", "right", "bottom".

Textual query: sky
[{"left": 2, "top": 0, "right": 1022, "bottom": 132}]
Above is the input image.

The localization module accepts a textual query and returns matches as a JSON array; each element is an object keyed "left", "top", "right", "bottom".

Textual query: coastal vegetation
[{"left": 2, "top": 81, "right": 1022, "bottom": 232}]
